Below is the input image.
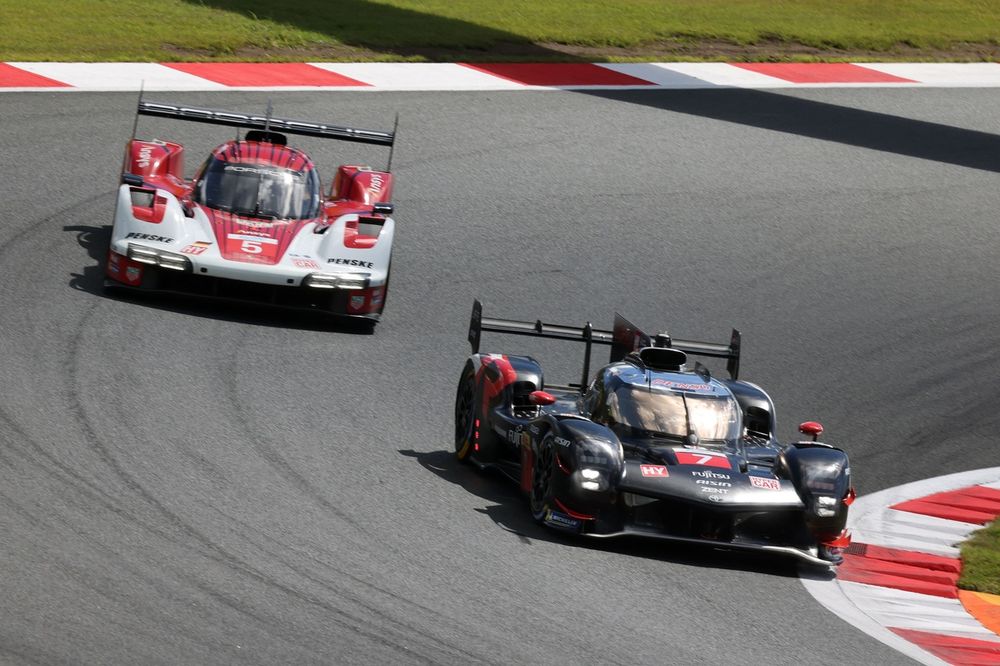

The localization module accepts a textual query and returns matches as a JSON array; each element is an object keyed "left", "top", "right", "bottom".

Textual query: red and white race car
[{"left": 106, "top": 100, "right": 397, "bottom": 325}]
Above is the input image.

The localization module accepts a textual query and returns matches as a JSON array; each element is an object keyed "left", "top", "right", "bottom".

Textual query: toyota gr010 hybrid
[
  {"left": 454, "top": 301, "right": 855, "bottom": 566},
  {"left": 105, "top": 100, "right": 399, "bottom": 324}
]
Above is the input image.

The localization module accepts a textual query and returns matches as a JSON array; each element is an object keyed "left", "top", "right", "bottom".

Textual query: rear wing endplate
[
  {"left": 468, "top": 299, "right": 741, "bottom": 387},
  {"left": 136, "top": 100, "right": 395, "bottom": 147}
]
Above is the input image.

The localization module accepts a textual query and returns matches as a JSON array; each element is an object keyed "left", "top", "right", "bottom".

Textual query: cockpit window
[
  {"left": 194, "top": 158, "right": 321, "bottom": 220},
  {"left": 606, "top": 386, "right": 741, "bottom": 443}
]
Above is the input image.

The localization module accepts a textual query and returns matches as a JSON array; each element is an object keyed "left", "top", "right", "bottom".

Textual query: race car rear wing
[
  {"left": 136, "top": 100, "right": 396, "bottom": 147},
  {"left": 467, "top": 299, "right": 741, "bottom": 387}
]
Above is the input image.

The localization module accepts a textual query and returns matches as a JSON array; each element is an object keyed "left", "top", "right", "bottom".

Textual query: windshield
[
  {"left": 607, "top": 386, "right": 741, "bottom": 442},
  {"left": 194, "top": 158, "right": 321, "bottom": 220}
]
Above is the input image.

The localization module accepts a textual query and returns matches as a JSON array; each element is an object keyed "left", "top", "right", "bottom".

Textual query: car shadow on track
[
  {"left": 589, "top": 88, "right": 1000, "bottom": 174},
  {"left": 399, "top": 448, "right": 808, "bottom": 578},
  {"left": 64, "top": 223, "right": 375, "bottom": 334}
]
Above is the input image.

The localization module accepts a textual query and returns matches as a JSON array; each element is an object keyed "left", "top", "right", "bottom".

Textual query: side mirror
[
  {"left": 798, "top": 421, "right": 824, "bottom": 441},
  {"left": 529, "top": 390, "right": 556, "bottom": 406},
  {"left": 372, "top": 202, "right": 394, "bottom": 215}
]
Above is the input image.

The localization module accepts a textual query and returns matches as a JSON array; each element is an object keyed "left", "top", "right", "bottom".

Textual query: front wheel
[
  {"left": 529, "top": 433, "right": 556, "bottom": 522},
  {"left": 454, "top": 361, "right": 476, "bottom": 462}
]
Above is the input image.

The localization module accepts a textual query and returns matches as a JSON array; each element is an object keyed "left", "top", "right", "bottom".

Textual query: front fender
[
  {"left": 777, "top": 442, "right": 851, "bottom": 538},
  {"left": 543, "top": 418, "right": 624, "bottom": 512}
]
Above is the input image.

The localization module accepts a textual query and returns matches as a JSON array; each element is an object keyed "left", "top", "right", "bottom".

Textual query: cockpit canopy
[
  {"left": 593, "top": 366, "right": 742, "bottom": 446},
  {"left": 193, "top": 144, "right": 321, "bottom": 220},
  {"left": 606, "top": 385, "right": 741, "bottom": 443}
]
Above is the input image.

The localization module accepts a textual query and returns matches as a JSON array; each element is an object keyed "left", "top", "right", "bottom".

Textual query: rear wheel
[
  {"left": 454, "top": 361, "right": 476, "bottom": 462},
  {"left": 529, "top": 433, "right": 556, "bottom": 522}
]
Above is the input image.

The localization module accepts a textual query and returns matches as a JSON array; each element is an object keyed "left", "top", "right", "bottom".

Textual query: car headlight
[
  {"left": 303, "top": 272, "right": 370, "bottom": 290},
  {"left": 127, "top": 243, "right": 192, "bottom": 272},
  {"left": 813, "top": 495, "right": 838, "bottom": 517}
]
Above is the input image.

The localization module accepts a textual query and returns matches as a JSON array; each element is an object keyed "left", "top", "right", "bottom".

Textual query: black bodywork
[{"left": 454, "top": 301, "right": 854, "bottom": 566}]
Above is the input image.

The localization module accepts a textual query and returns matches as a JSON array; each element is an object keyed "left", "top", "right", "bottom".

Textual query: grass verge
[
  {"left": 959, "top": 518, "right": 1000, "bottom": 595},
  {"left": 0, "top": 0, "right": 998, "bottom": 62}
]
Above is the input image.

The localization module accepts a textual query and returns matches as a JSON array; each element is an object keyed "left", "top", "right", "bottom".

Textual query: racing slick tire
[
  {"left": 454, "top": 361, "right": 477, "bottom": 462},
  {"left": 529, "top": 432, "right": 557, "bottom": 523}
]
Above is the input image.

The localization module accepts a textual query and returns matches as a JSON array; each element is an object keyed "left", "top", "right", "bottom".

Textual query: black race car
[{"left": 454, "top": 301, "right": 855, "bottom": 566}]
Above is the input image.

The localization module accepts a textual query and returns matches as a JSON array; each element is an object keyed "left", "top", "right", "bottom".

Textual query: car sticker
[{"left": 675, "top": 450, "right": 733, "bottom": 470}]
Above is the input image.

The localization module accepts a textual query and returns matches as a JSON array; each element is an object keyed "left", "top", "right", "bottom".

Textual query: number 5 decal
[{"left": 241, "top": 240, "right": 263, "bottom": 254}]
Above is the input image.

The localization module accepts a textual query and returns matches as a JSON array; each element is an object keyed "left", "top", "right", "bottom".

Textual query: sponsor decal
[
  {"left": 125, "top": 266, "right": 141, "bottom": 281},
  {"left": 125, "top": 232, "right": 173, "bottom": 243},
  {"left": 696, "top": 479, "right": 731, "bottom": 487},
  {"left": 750, "top": 476, "right": 781, "bottom": 491},
  {"left": 327, "top": 257, "right": 374, "bottom": 269},
  {"left": 236, "top": 218, "right": 288, "bottom": 229},
  {"left": 676, "top": 450, "right": 732, "bottom": 470},
  {"left": 137, "top": 145, "right": 153, "bottom": 169},
  {"left": 544, "top": 509, "right": 582, "bottom": 531},
  {"left": 227, "top": 233, "right": 278, "bottom": 244},
  {"left": 233, "top": 227, "right": 272, "bottom": 236},
  {"left": 651, "top": 378, "right": 712, "bottom": 391},
  {"left": 292, "top": 258, "right": 320, "bottom": 269},
  {"left": 371, "top": 288, "right": 384, "bottom": 306},
  {"left": 181, "top": 241, "right": 211, "bottom": 256},
  {"left": 554, "top": 436, "right": 571, "bottom": 447},
  {"left": 350, "top": 294, "right": 365, "bottom": 310},
  {"left": 707, "top": 494, "right": 725, "bottom": 503},
  {"left": 691, "top": 470, "right": 731, "bottom": 480},
  {"left": 699, "top": 486, "right": 729, "bottom": 495},
  {"left": 640, "top": 464, "right": 669, "bottom": 478},
  {"left": 507, "top": 428, "right": 531, "bottom": 447}
]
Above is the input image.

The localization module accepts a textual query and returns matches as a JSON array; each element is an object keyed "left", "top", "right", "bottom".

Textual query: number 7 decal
[{"left": 675, "top": 450, "right": 732, "bottom": 470}]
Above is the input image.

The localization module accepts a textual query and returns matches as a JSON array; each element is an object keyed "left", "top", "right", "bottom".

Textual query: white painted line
[
  {"left": 839, "top": 582, "right": 1000, "bottom": 639},
  {"left": 863, "top": 63, "right": 1000, "bottom": 87},
  {"left": 597, "top": 63, "right": 720, "bottom": 88},
  {"left": 311, "top": 62, "right": 524, "bottom": 90},
  {"left": 851, "top": 508, "right": 978, "bottom": 557},
  {"left": 800, "top": 574, "right": 948, "bottom": 666},
  {"left": 657, "top": 63, "right": 795, "bottom": 87},
  {"left": 7, "top": 62, "right": 227, "bottom": 91}
]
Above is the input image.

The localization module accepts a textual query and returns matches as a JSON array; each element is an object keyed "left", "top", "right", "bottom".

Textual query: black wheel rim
[
  {"left": 455, "top": 375, "right": 474, "bottom": 450},
  {"left": 531, "top": 438, "right": 554, "bottom": 511}
]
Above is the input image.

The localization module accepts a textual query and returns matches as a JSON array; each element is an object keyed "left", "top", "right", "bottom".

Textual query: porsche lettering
[{"left": 137, "top": 146, "right": 153, "bottom": 169}]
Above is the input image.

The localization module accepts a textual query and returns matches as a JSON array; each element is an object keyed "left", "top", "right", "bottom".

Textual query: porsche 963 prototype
[{"left": 105, "top": 100, "right": 398, "bottom": 324}]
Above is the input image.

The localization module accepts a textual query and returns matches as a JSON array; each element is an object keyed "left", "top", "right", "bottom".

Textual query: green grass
[
  {"left": 0, "top": 0, "right": 999, "bottom": 61},
  {"left": 959, "top": 518, "right": 1000, "bottom": 595}
]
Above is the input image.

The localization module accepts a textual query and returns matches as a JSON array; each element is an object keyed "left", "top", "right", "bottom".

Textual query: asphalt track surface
[{"left": 1, "top": 87, "right": 999, "bottom": 665}]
